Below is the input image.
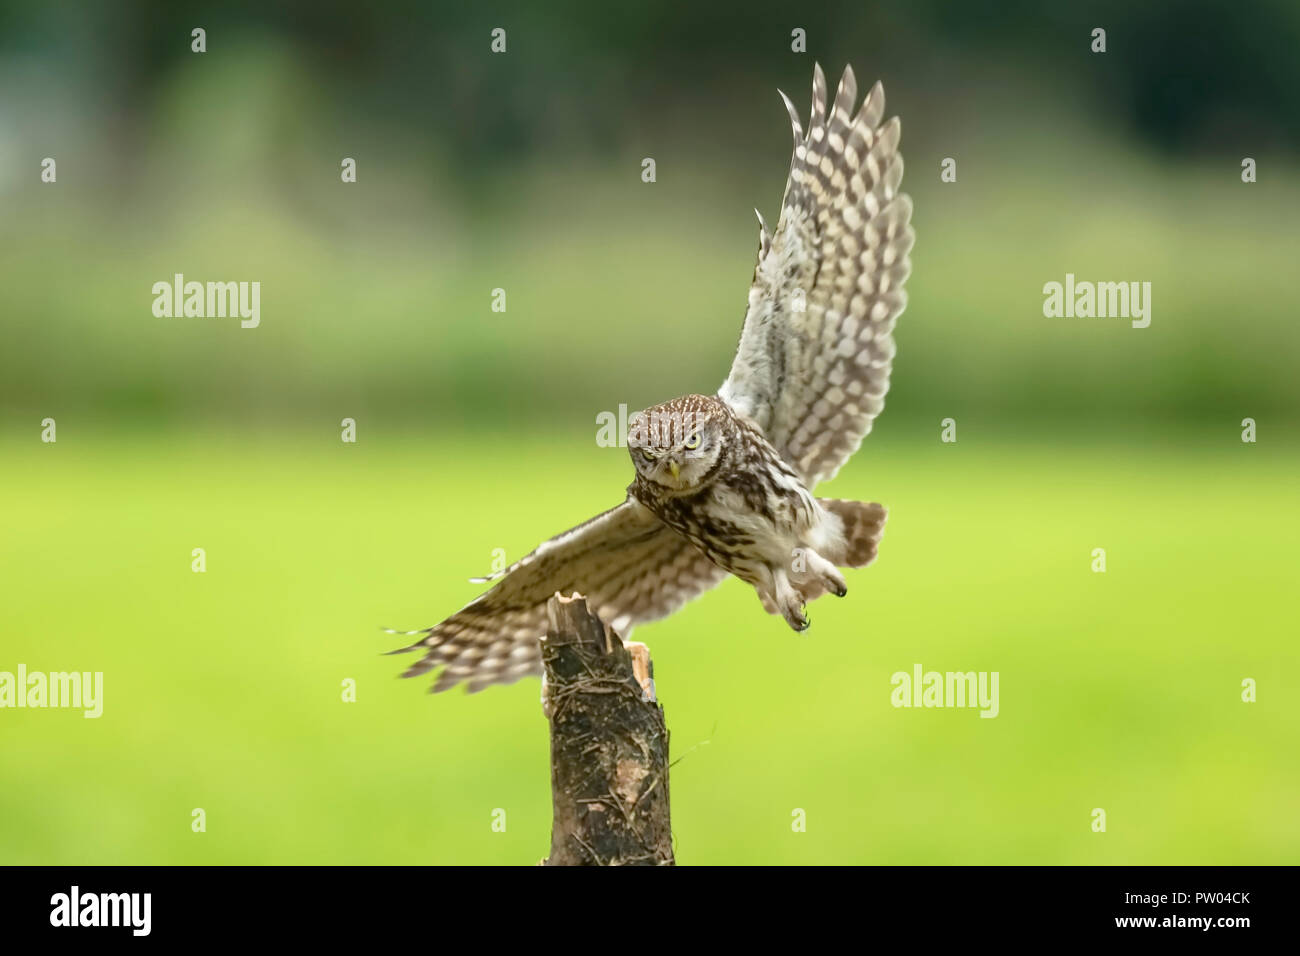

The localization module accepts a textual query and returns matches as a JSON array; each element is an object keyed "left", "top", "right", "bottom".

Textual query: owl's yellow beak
[{"left": 668, "top": 460, "right": 680, "bottom": 480}]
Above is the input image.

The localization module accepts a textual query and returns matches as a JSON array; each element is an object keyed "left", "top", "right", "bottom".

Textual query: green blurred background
[{"left": 1, "top": 0, "right": 1297, "bottom": 864}]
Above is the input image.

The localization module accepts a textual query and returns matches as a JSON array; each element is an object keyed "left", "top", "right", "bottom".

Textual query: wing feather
[
  {"left": 719, "top": 64, "right": 915, "bottom": 487},
  {"left": 389, "top": 499, "right": 727, "bottom": 693}
]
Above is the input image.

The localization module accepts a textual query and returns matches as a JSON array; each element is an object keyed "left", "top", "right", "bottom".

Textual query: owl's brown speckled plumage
[
  {"left": 629, "top": 395, "right": 813, "bottom": 584},
  {"left": 390, "top": 64, "right": 913, "bottom": 693}
]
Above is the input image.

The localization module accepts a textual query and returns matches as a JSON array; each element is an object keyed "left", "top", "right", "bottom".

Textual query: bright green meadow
[{"left": 1, "top": 429, "right": 1295, "bottom": 864}]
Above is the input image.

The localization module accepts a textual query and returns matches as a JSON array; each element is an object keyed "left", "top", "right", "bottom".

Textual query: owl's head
[{"left": 627, "top": 394, "right": 728, "bottom": 492}]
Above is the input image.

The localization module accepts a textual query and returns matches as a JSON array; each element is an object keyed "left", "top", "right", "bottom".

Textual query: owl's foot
[
  {"left": 775, "top": 598, "right": 810, "bottom": 630},
  {"left": 778, "top": 602, "right": 809, "bottom": 630},
  {"left": 769, "top": 567, "right": 811, "bottom": 631},
  {"left": 801, "top": 547, "right": 848, "bottom": 598}
]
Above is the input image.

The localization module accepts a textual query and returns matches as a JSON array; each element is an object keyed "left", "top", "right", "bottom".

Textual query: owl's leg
[
  {"left": 800, "top": 548, "right": 848, "bottom": 598},
  {"left": 767, "top": 565, "right": 810, "bottom": 631}
]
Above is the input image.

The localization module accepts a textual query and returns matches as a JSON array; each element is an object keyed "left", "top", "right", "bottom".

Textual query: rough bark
[{"left": 540, "top": 592, "right": 674, "bottom": 866}]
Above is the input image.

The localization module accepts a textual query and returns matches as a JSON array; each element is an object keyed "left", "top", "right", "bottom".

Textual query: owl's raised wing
[
  {"left": 718, "top": 64, "right": 914, "bottom": 487},
  {"left": 388, "top": 498, "right": 727, "bottom": 693}
]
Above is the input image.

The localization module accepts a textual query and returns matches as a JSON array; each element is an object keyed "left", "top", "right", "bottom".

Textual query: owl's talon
[{"left": 775, "top": 600, "right": 810, "bottom": 631}]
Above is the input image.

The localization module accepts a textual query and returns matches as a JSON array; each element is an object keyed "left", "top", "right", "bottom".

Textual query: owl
[{"left": 390, "top": 64, "right": 914, "bottom": 693}]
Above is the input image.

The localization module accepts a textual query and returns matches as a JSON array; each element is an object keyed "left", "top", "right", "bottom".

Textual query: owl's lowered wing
[
  {"left": 718, "top": 64, "right": 914, "bottom": 487},
  {"left": 389, "top": 498, "right": 728, "bottom": 693}
]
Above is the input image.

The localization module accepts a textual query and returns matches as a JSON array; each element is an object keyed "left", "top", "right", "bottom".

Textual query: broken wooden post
[{"left": 540, "top": 592, "right": 674, "bottom": 866}]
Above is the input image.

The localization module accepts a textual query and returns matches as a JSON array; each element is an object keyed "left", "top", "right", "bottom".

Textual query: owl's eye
[
  {"left": 683, "top": 433, "right": 701, "bottom": 450},
  {"left": 642, "top": 449, "right": 659, "bottom": 461}
]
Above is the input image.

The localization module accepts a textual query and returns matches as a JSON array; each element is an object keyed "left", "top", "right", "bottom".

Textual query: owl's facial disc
[
  {"left": 625, "top": 402, "right": 724, "bottom": 491},
  {"left": 628, "top": 414, "right": 720, "bottom": 491}
]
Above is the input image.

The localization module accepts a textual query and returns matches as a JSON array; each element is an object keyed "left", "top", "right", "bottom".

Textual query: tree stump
[{"left": 540, "top": 592, "right": 674, "bottom": 866}]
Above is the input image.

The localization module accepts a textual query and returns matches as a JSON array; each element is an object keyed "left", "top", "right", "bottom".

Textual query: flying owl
[{"left": 390, "top": 63, "right": 914, "bottom": 693}]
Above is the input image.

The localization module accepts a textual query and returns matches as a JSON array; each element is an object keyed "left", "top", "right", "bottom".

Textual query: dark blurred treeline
[{"left": 4, "top": 0, "right": 1299, "bottom": 170}]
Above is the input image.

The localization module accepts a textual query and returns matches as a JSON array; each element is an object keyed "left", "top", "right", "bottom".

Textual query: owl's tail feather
[{"left": 820, "top": 499, "right": 887, "bottom": 567}]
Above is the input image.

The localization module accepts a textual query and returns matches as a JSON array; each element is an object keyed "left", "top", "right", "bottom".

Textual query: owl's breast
[{"left": 630, "top": 469, "right": 817, "bottom": 583}]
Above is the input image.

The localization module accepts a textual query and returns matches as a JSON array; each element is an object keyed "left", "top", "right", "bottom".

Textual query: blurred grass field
[
  {"left": 6, "top": 150, "right": 1300, "bottom": 432},
  {"left": 1, "top": 427, "right": 1295, "bottom": 865}
]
